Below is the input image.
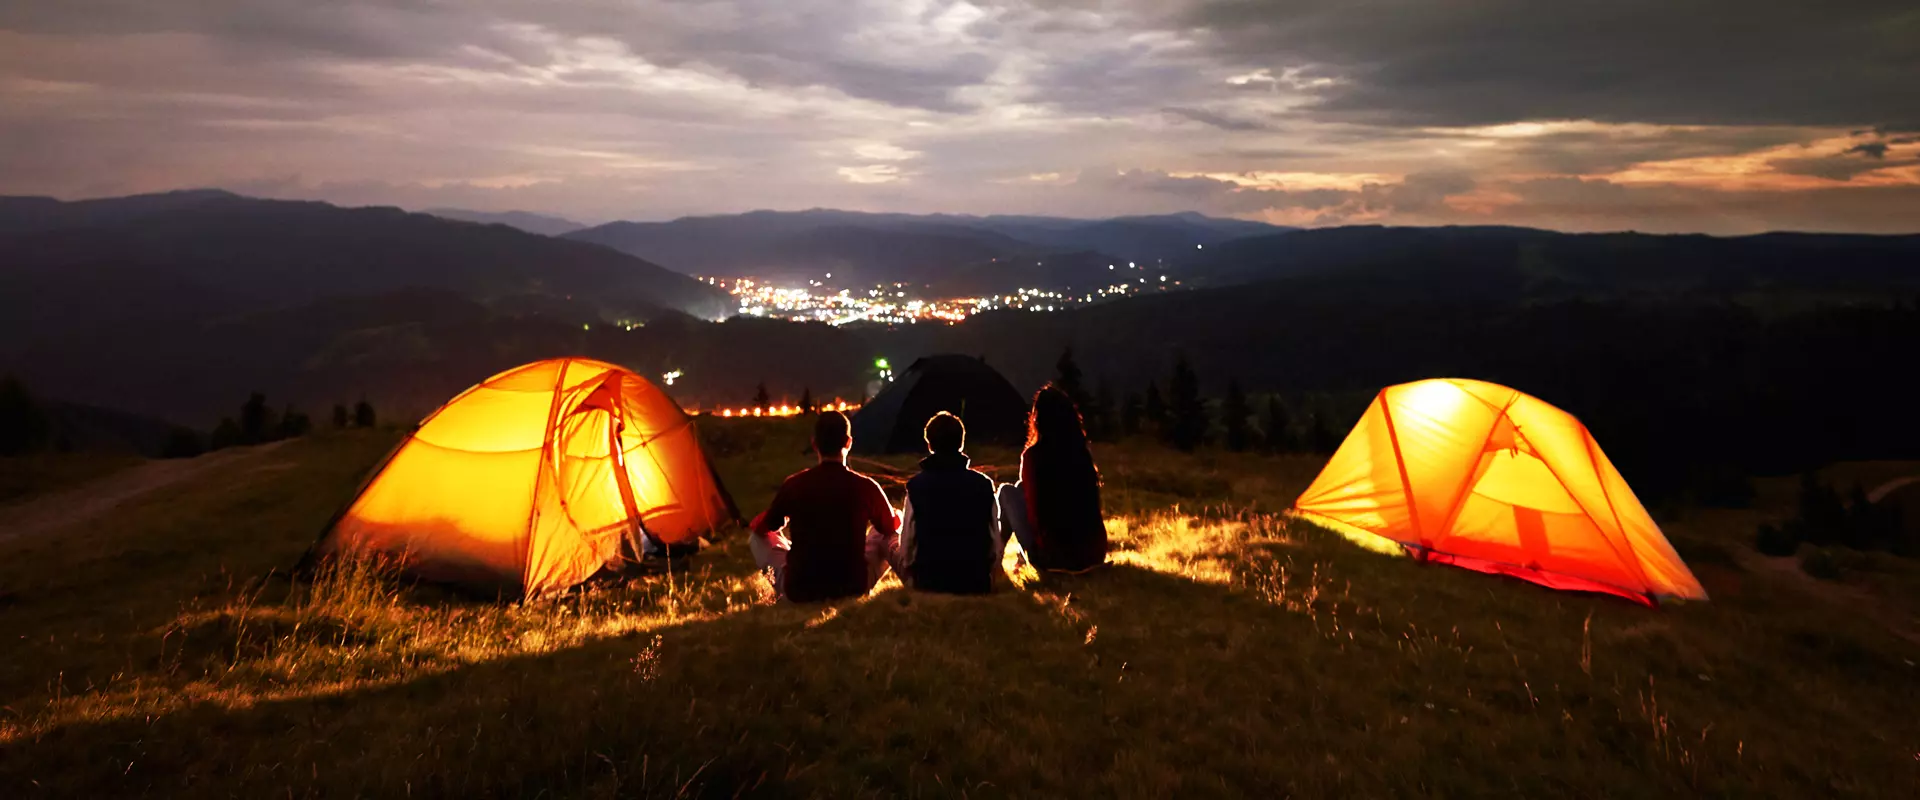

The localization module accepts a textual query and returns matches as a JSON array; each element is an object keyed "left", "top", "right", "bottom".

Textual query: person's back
[
  {"left": 754, "top": 412, "right": 899, "bottom": 602},
  {"left": 1020, "top": 441, "right": 1106, "bottom": 571},
  {"left": 903, "top": 413, "right": 998, "bottom": 594},
  {"left": 1004, "top": 384, "right": 1107, "bottom": 572}
]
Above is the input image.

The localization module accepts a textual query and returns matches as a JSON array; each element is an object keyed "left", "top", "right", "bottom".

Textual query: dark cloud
[
  {"left": 1162, "top": 107, "right": 1273, "bottom": 131},
  {"left": 1099, "top": 168, "right": 1476, "bottom": 221},
  {"left": 1496, "top": 177, "right": 1920, "bottom": 233},
  {"left": 1, "top": 0, "right": 1917, "bottom": 230},
  {"left": 1181, "top": 0, "right": 1920, "bottom": 128},
  {"left": 1845, "top": 142, "right": 1891, "bottom": 159},
  {"left": 1771, "top": 155, "right": 1918, "bottom": 181},
  {"left": 1474, "top": 126, "right": 1816, "bottom": 176}
]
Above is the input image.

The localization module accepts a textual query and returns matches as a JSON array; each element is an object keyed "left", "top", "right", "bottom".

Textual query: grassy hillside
[{"left": 0, "top": 422, "right": 1915, "bottom": 797}]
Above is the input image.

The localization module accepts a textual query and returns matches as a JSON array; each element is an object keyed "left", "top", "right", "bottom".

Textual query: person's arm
[
  {"left": 1021, "top": 450, "right": 1041, "bottom": 534},
  {"left": 754, "top": 480, "right": 792, "bottom": 536},
  {"left": 986, "top": 478, "right": 1003, "bottom": 562},
  {"left": 867, "top": 479, "right": 901, "bottom": 535},
  {"left": 899, "top": 495, "right": 916, "bottom": 571}
]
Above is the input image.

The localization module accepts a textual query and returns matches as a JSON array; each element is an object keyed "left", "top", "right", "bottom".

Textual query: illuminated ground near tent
[{"left": 0, "top": 422, "right": 1915, "bottom": 797}]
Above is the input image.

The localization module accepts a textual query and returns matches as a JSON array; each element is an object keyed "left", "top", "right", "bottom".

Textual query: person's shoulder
[
  {"left": 780, "top": 464, "right": 824, "bottom": 485},
  {"left": 853, "top": 471, "right": 889, "bottom": 493}
]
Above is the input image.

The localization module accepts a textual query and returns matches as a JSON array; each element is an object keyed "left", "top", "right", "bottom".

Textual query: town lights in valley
[{"left": 702, "top": 273, "right": 1184, "bottom": 327}]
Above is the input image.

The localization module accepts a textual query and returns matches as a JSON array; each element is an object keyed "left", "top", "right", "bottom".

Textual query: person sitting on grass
[
  {"left": 899, "top": 412, "right": 1001, "bottom": 595},
  {"left": 750, "top": 410, "right": 902, "bottom": 602},
  {"left": 999, "top": 384, "right": 1108, "bottom": 573}
]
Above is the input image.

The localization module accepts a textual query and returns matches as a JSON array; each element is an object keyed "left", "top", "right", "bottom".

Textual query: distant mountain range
[
  {"left": 5, "top": 187, "right": 1919, "bottom": 480},
  {"left": 1176, "top": 224, "right": 1920, "bottom": 300},
  {"left": 422, "top": 208, "right": 586, "bottom": 237},
  {"left": 0, "top": 191, "right": 730, "bottom": 347},
  {"left": 565, "top": 209, "right": 1289, "bottom": 284}
]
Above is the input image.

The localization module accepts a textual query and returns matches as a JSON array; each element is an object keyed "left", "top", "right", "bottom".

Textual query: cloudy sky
[{"left": 3, "top": 1, "right": 1917, "bottom": 232}]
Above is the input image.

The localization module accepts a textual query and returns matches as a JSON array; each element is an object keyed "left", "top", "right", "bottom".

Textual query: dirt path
[
  {"left": 1733, "top": 548, "right": 1920, "bottom": 646},
  {"left": 0, "top": 442, "right": 290, "bottom": 547},
  {"left": 1867, "top": 475, "right": 1919, "bottom": 503}
]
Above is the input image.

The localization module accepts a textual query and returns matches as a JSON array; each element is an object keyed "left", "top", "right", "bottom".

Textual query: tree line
[
  {"left": 0, "top": 373, "right": 382, "bottom": 460},
  {"left": 1050, "top": 347, "right": 1344, "bottom": 455}
]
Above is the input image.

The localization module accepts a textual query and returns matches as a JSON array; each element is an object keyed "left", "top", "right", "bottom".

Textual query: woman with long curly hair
[{"left": 998, "top": 383, "right": 1107, "bottom": 571}]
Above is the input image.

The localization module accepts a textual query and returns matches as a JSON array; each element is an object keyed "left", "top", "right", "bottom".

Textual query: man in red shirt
[{"left": 750, "top": 411, "right": 901, "bottom": 602}]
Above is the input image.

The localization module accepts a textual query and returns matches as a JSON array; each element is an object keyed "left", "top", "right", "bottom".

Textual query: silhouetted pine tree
[
  {"left": 1263, "top": 395, "right": 1294, "bottom": 452},
  {"left": 1222, "top": 379, "right": 1253, "bottom": 452},
  {"left": 280, "top": 405, "right": 312, "bottom": 439},
  {"left": 332, "top": 403, "right": 350, "bottom": 429},
  {"left": 1090, "top": 379, "right": 1117, "bottom": 441},
  {"left": 210, "top": 417, "right": 242, "bottom": 450},
  {"left": 159, "top": 427, "right": 204, "bottom": 459},
  {"left": 240, "top": 393, "right": 273, "bottom": 444},
  {"left": 1166, "top": 354, "right": 1207, "bottom": 452},
  {"left": 1309, "top": 413, "right": 1341, "bottom": 454},
  {"left": 800, "top": 387, "right": 816, "bottom": 415},
  {"left": 1120, "top": 391, "right": 1143, "bottom": 437},
  {"left": 1144, "top": 381, "right": 1167, "bottom": 435},
  {"left": 353, "top": 398, "right": 376, "bottom": 429},
  {"left": 1054, "top": 347, "right": 1091, "bottom": 412},
  {"left": 0, "top": 375, "right": 50, "bottom": 456},
  {"left": 753, "top": 382, "right": 772, "bottom": 410}
]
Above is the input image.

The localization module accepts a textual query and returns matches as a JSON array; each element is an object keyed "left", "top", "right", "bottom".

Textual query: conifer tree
[
  {"left": 1144, "top": 380, "right": 1167, "bottom": 435},
  {"left": 1091, "top": 380, "right": 1118, "bottom": 441},
  {"left": 1120, "top": 391, "right": 1143, "bottom": 437},
  {"left": 1054, "top": 347, "right": 1091, "bottom": 411},
  {"left": 0, "top": 375, "right": 49, "bottom": 456},
  {"left": 1166, "top": 354, "right": 1207, "bottom": 452},
  {"left": 1222, "top": 379, "right": 1252, "bottom": 452},
  {"left": 210, "top": 417, "right": 242, "bottom": 450},
  {"left": 240, "top": 392, "right": 272, "bottom": 444},
  {"left": 1309, "top": 413, "right": 1341, "bottom": 454},
  {"left": 1263, "top": 395, "right": 1293, "bottom": 452}
]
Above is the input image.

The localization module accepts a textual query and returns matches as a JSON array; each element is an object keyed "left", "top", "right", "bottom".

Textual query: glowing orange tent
[
  {"left": 1292, "top": 379, "right": 1705, "bottom": 605},
  {"left": 309, "top": 358, "right": 738, "bottom": 596}
]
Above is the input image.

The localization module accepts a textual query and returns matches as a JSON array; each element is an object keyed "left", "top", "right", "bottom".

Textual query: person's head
[
  {"left": 923, "top": 411, "right": 965, "bottom": 455},
  {"left": 812, "top": 410, "right": 851, "bottom": 461},
  {"left": 1027, "top": 383, "right": 1088, "bottom": 450}
]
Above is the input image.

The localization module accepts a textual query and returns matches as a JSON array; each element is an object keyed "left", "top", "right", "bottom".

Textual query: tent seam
[
  {"left": 1376, "top": 389, "right": 1427, "bottom": 547},
  {"left": 1427, "top": 389, "right": 1521, "bottom": 556},
  {"left": 522, "top": 358, "right": 573, "bottom": 595},
  {"left": 1582, "top": 428, "right": 1658, "bottom": 592},
  {"left": 1527, "top": 426, "right": 1652, "bottom": 593}
]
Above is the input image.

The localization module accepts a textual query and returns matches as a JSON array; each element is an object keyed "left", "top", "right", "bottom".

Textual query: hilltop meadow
[{"left": 0, "top": 419, "right": 1915, "bottom": 797}]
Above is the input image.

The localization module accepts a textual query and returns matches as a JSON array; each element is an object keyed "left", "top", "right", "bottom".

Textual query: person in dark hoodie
[{"left": 900, "top": 412, "right": 1001, "bottom": 594}]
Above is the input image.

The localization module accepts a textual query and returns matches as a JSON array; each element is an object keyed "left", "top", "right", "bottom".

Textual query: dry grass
[
  {"left": 0, "top": 451, "right": 142, "bottom": 505},
  {"left": 0, "top": 423, "right": 1916, "bottom": 797}
]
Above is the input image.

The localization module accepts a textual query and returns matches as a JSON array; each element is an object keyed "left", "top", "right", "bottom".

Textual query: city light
[
  {"left": 698, "top": 273, "right": 1183, "bottom": 327},
  {"left": 705, "top": 399, "right": 858, "bottom": 418}
]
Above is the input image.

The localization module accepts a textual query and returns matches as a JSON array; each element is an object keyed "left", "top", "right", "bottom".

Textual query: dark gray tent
[{"left": 851, "top": 355, "right": 1027, "bottom": 455}]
